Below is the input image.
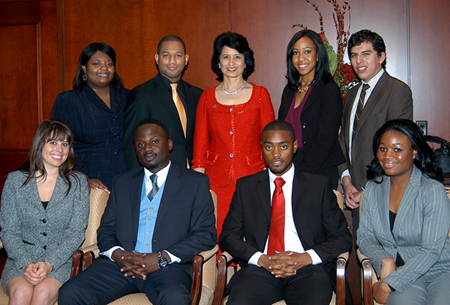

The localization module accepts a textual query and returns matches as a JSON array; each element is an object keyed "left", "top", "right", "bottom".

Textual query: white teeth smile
[
  {"left": 97, "top": 73, "right": 109, "bottom": 77},
  {"left": 357, "top": 67, "right": 367, "bottom": 72}
]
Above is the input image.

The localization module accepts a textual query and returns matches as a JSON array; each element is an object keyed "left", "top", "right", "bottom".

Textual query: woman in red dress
[{"left": 193, "top": 32, "right": 275, "bottom": 237}]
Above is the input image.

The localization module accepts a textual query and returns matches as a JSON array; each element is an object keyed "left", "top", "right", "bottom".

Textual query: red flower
[{"left": 319, "top": 33, "right": 325, "bottom": 42}]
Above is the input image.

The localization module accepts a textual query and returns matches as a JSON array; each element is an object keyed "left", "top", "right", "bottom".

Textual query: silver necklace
[{"left": 220, "top": 81, "right": 247, "bottom": 95}]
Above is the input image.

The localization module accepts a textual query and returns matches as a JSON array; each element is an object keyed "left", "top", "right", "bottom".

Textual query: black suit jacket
[
  {"left": 219, "top": 169, "right": 351, "bottom": 267},
  {"left": 97, "top": 162, "right": 217, "bottom": 273},
  {"left": 338, "top": 72, "right": 413, "bottom": 190},
  {"left": 123, "top": 74, "right": 203, "bottom": 170},
  {"left": 279, "top": 79, "right": 345, "bottom": 173}
]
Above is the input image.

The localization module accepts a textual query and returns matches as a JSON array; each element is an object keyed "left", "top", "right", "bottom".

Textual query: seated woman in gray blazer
[
  {"left": 357, "top": 119, "right": 450, "bottom": 305},
  {"left": 0, "top": 119, "right": 89, "bottom": 305}
]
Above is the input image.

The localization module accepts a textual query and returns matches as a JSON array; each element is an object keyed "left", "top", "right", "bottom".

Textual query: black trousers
[
  {"left": 58, "top": 256, "right": 192, "bottom": 305},
  {"left": 226, "top": 264, "right": 333, "bottom": 305}
]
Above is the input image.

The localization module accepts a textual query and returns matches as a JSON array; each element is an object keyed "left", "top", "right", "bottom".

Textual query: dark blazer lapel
[
  {"left": 153, "top": 76, "right": 184, "bottom": 136},
  {"left": 154, "top": 164, "right": 181, "bottom": 232},
  {"left": 291, "top": 171, "right": 307, "bottom": 216},
  {"left": 355, "top": 73, "right": 389, "bottom": 135},
  {"left": 301, "top": 79, "right": 323, "bottom": 113},
  {"left": 257, "top": 171, "right": 272, "bottom": 222},
  {"left": 128, "top": 169, "right": 145, "bottom": 235}
]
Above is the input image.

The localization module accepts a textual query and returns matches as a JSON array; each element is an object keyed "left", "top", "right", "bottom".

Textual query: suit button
[
  {"left": 302, "top": 123, "right": 306, "bottom": 128},
  {"left": 303, "top": 140, "right": 307, "bottom": 145},
  {"left": 42, "top": 232, "right": 47, "bottom": 236},
  {"left": 42, "top": 219, "right": 47, "bottom": 223},
  {"left": 230, "top": 154, "right": 234, "bottom": 157},
  {"left": 43, "top": 245, "right": 47, "bottom": 250}
]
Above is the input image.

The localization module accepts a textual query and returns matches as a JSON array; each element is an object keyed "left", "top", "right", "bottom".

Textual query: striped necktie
[
  {"left": 148, "top": 174, "right": 159, "bottom": 201},
  {"left": 352, "top": 83, "right": 370, "bottom": 140}
]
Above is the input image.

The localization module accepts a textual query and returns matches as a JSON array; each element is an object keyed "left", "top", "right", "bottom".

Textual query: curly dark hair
[
  {"left": 73, "top": 42, "right": 123, "bottom": 90},
  {"left": 286, "top": 29, "right": 333, "bottom": 90},
  {"left": 18, "top": 119, "right": 82, "bottom": 195},
  {"left": 211, "top": 32, "right": 255, "bottom": 80},
  {"left": 367, "top": 119, "right": 443, "bottom": 183}
]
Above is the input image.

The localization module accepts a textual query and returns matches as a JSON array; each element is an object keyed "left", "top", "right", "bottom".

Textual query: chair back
[{"left": 81, "top": 188, "right": 109, "bottom": 248}]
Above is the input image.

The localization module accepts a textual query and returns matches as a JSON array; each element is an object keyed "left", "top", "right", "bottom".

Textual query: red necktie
[{"left": 268, "top": 177, "right": 286, "bottom": 255}]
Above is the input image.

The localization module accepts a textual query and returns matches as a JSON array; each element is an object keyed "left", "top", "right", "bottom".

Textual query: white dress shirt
[{"left": 248, "top": 165, "right": 322, "bottom": 266}]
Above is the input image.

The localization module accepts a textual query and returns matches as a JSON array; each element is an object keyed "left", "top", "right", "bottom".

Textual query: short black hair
[
  {"left": 157, "top": 35, "right": 186, "bottom": 54},
  {"left": 211, "top": 32, "right": 255, "bottom": 80},
  {"left": 367, "top": 119, "right": 443, "bottom": 182},
  {"left": 262, "top": 120, "right": 296, "bottom": 143},
  {"left": 134, "top": 118, "right": 170, "bottom": 141},
  {"left": 286, "top": 29, "right": 333, "bottom": 90},
  {"left": 348, "top": 29, "right": 386, "bottom": 69},
  {"left": 73, "top": 42, "right": 123, "bottom": 90}
]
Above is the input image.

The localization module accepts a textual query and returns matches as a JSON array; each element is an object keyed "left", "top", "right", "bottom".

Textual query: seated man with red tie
[{"left": 220, "top": 120, "right": 352, "bottom": 305}]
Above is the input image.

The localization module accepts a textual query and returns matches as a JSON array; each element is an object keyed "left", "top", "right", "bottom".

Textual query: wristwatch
[{"left": 158, "top": 251, "right": 168, "bottom": 268}]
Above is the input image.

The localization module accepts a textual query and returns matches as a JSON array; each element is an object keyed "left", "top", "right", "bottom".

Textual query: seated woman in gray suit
[
  {"left": 357, "top": 119, "right": 450, "bottom": 305},
  {"left": 0, "top": 119, "right": 89, "bottom": 305}
]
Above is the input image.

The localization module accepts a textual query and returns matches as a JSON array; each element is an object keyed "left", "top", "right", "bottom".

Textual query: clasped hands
[
  {"left": 342, "top": 177, "right": 362, "bottom": 209},
  {"left": 258, "top": 251, "right": 312, "bottom": 278},
  {"left": 112, "top": 249, "right": 163, "bottom": 280},
  {"left": 373, "top": 257, "right": 397, "bottom": 304},
  {"left": 22, "top": 261, "right": 53, "bottom": 285}
]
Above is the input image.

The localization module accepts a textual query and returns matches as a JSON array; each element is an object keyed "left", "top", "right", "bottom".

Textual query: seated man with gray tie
[{"left": 59, "top": 118, "right": 216, "bottom": 305}]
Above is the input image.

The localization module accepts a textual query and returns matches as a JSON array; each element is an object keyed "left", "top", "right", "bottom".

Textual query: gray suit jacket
[
  {"left": 0, "top": 171, "right": 89, "bottom": 290},
  {"left": 339, "top": 72, "right": 413, "bottom": 190},
  {"left": 357, "top": 166, "right": 450, "bottom": 292},
  {"left": 123, "top": 74, "right": 203, "bottom": 170}
]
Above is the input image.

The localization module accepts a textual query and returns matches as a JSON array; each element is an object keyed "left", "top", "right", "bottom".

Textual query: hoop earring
[{"left": 83, "top": 74, "right": 87, "bottom": 81}]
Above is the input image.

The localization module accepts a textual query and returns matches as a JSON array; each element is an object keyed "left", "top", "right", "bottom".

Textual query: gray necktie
[{"left": 148, "top": 174, "right": 159, "bottom": 201}]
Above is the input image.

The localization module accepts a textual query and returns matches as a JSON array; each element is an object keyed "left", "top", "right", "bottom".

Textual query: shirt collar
[
  {"left": 144, "top": 161, "right": 171, "bottom": 188},
  {"left": 363, "top": 68, "right": 384, "bottom": 88},
  {"left": 268, "top": 164, "right": 295, "bottom": 184}
]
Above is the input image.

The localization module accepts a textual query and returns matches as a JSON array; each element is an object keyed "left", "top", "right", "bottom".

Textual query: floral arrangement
[{"left": 293, "top": 0, "right": 358, "bottom": 101}]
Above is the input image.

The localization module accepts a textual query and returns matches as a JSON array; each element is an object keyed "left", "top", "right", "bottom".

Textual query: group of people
[{"left": 0, "top": 26, "right": 449, "bottom": 305}]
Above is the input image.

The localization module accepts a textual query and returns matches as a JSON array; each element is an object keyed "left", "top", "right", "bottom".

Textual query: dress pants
[
  {"left": 58, "top": 256, "right": 192, "bottom": 305},
  {"left": 226, "top": 264, "right": 333, "bottom": 305}
]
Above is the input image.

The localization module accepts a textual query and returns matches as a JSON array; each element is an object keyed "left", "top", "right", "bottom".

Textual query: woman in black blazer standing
[{"left": 279, "top": 30, "right": 344, "bottom": 188}]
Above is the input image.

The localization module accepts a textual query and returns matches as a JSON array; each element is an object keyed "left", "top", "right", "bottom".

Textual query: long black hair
[{"left": 286, "top": 29, "right": 333, "bottom": 90}]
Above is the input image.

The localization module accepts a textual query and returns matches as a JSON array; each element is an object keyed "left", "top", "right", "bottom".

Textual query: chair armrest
[
  {"left": 357, "top": 249, "right": 375, "bottom": 305},
  {"left": 81, "top": 243, "right": 100, "bottom": 258},
  {"left": 212, "top": 252, "right": 234, "bottom": 305},
  {"left": 71, "top": 250, "right": 83, "bottom": 278},
  {"left": 336, "top": 252, "right": 349, "bottom": 305},
  {"left": 198, "top": 244, "right": 218, "bottom": 262},
  {"left": 190, "top": 252, "right": 206, "bottom": 305}
]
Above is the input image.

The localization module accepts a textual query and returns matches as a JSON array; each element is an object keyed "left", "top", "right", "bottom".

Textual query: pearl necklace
[
  {"left": 297, "top": 80, "right": 314, "bottom": 93},
  {"left": 220, "top": 81, "right": 247, "bottom": 95}
]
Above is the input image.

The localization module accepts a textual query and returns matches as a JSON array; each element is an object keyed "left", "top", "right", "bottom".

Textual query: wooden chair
[
  {"left": 76, "top": 188, "right": 219, "bottom": 305},
  {"left": 357, "top": 187, "right": 450, "bottom": 305},
  {"left": 212, "top": 190, "right": 350, "bottom": 305}
]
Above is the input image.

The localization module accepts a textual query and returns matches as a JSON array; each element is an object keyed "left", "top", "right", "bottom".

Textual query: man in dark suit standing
[
  {"left": 59, "top": 118, "right": 216, "bottom": 305},
  {"left": 124, "top": 35, "right": 203, "bottom": 170},
  {"left": 339, "top": 29, "right": 413, "bottom": 230},
  {"left": 220, "top": 120, "right": 352, "bottom": 305}
]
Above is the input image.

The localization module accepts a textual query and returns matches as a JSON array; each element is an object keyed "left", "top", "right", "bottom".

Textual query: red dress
[{"left": 192, "top": 83, "right": 275, "bottom": 237}]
